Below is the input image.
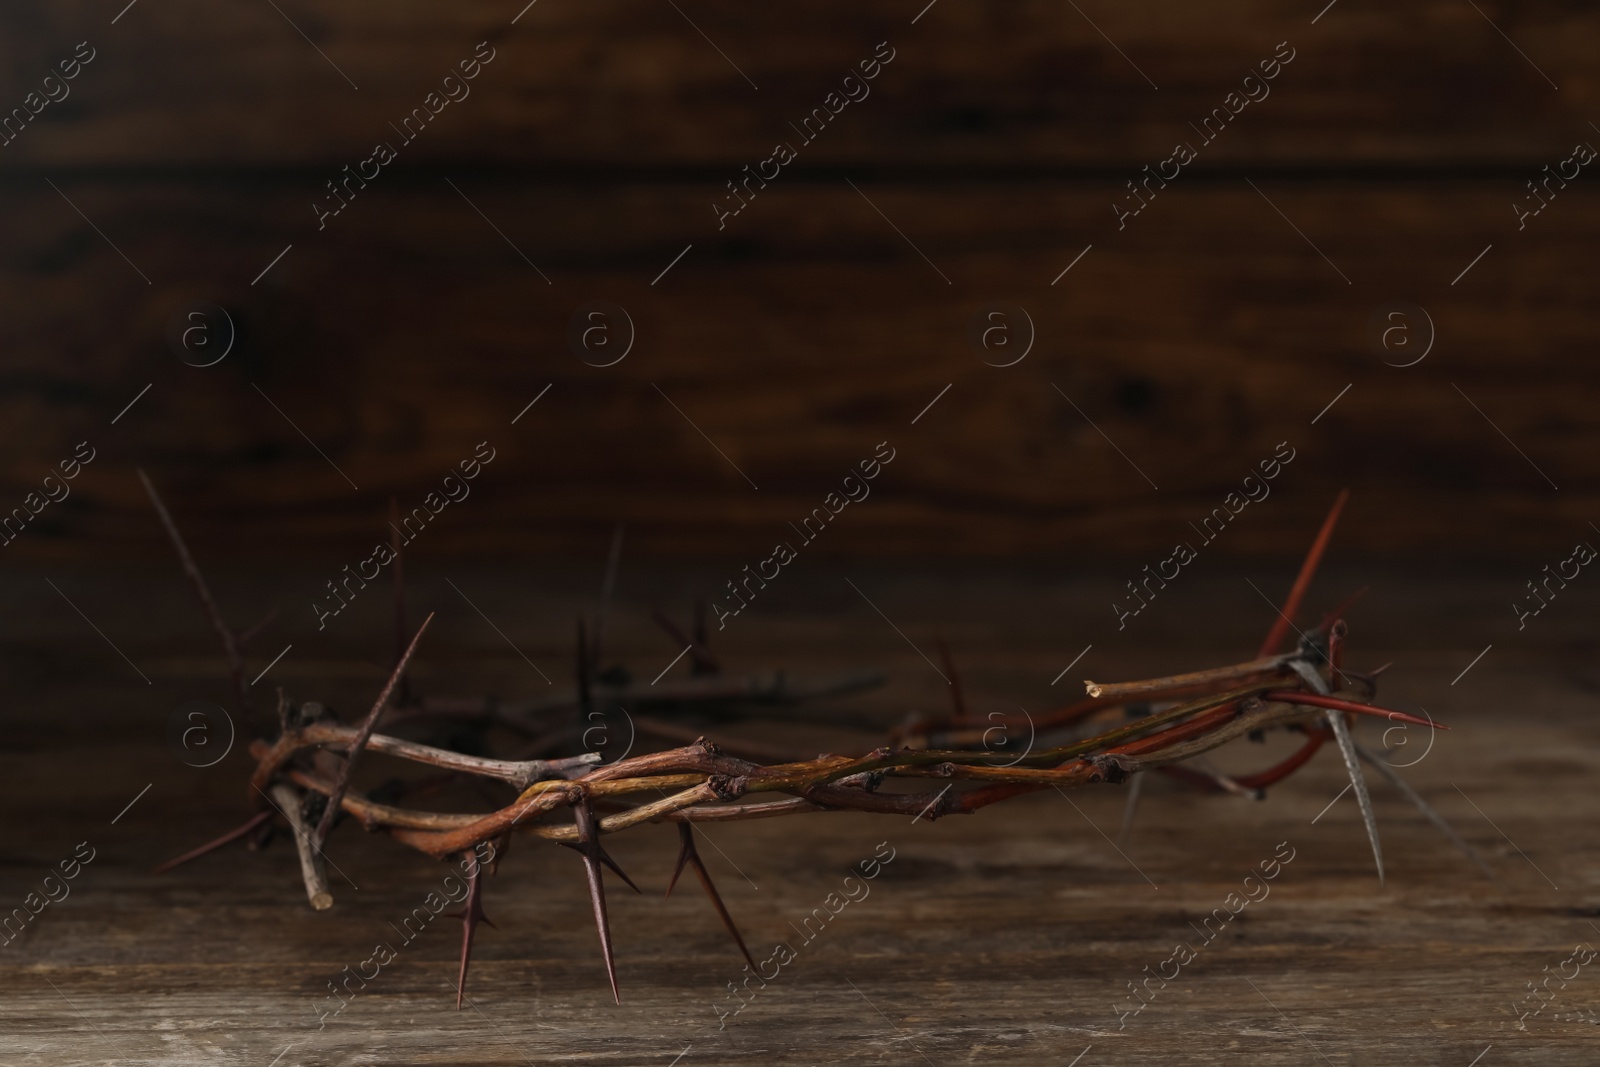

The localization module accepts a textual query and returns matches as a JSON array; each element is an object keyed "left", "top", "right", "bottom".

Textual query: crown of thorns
[{"left": 143, "top": 478, "right": 1482, "bottom": 1007}]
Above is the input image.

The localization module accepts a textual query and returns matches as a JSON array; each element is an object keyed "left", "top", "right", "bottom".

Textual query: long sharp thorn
[
  {"left": 152, "top": 810, "right": 274, "bottom": 873},
  {"left": 313, "top": 612, "right": 435, "bottom": 848},
  {"left": 138, "top": 467, "right": 254, "bottom": 718},
  {"left": 449, "top": 850, "right": 496, "bottom": 1010},
  {"left": 1354, "top": 742, "right": 1495, "bottom": 880},
  {"left": 574, "top": 798, "right": 621, "bottom": 1004},
  {"left": 675, "top": 824, "right": 756, "bottom": 970},
  {"left": 1263, "top": 691, "right": 1446, "bottom": 730},
  {"left": 1325, "top": 708, "right": 1384, "bottom": 886},
  {"left": 1118, "top": 770, "right": 1145, "bottom": 848},
  {"left": 1259, "top": 489, "right": 1350, "bottom": 657}
]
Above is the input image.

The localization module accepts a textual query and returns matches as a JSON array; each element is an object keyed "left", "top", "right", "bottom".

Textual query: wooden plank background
[{"left": 1, "top": 0, "right": 1597, "bottom": 563}]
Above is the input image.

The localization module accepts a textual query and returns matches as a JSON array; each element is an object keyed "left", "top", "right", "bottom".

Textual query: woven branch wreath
[{"left": 143, "top": 479, "right": 1481, "bottom": 1006}]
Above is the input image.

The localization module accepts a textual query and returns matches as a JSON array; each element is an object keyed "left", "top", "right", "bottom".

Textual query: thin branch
[
  {"left": 138, "top": 468, "right": 253, "bottom": 717},
  {"left": 153, "top": 810, "right": 274, "bottom": 874},
  {"left": 1085, "top": 653, "right": 1292, "bottom": 700},
  {"left": 270, "top": 783, "right": 333, "bottom": 910}
]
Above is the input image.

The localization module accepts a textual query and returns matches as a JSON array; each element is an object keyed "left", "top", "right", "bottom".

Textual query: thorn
[
  {"left": 313, "top": 612, "right": 435, "bottom": 848},
  {"left": 447, "top": 850, "right": 496, "bottom": 1010},
  {"left": 152, "top": 810, "right": 274, "bottom": 873},
  {"left": 1353, "top": 742, "right": 1495, "bottom": 880},
  {"left": 573, "top": 797, "right": 622, "bottom": 1003},
  {"left": 1258, "top": 489, "right": 1349, "bottom": 657},
  {"left": 1325, "top": 707, "right": 1384, "bottom": 886},
  {"left": 558, "top": 841, "right": 642, "bottom": 894},
  {"left": 1263, "top": 691, "right": 1446, "bottom": 730},
  {"left": 669, "top": 823, "right": 756, "bottom": 969},
  {"left": 137, "top": 466, "right": 255, "bottom": 719}
]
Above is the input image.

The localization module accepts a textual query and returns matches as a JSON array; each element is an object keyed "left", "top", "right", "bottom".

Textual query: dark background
[{"left": 1, "top": 0, "right": 1593, "bottom": 567}]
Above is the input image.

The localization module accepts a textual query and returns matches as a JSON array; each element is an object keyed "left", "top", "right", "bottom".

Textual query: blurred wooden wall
[{"left": 1, "top": 0, "right": 1596, "bottom": 560}]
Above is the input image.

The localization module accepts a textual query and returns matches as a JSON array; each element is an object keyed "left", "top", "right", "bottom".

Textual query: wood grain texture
[
  {"left": 0, "top": 0, "right": 1597, "bottom": 560},
  {"left": 0, "top": 1, "right": 1594, "bottom": 167},
  {"left": 1, "top": 564, "right": 1596, "bottom": 1065},
  {"left": 0, "top": 177, "right": 1592, "bottom": 558}
]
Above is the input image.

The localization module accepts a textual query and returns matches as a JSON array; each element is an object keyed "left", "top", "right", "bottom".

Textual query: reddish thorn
[
  {"left": 1260, "top": 690, "right": 1446, "bottom": 730},
  {"left": 573, "top": 798, "right": 621, "bottom": 1004},
  {"left": 153, "top": 810, "right": 274, "bottom": 873},
  {"left": 1258, "top": 489, "right": 1350, "bottom": 658},
  {"left": 448, "top": 850, "right": 495, "bottom": 1010},
  {"left": 671, "top": 824, "right": 756, "bottom": 970}
]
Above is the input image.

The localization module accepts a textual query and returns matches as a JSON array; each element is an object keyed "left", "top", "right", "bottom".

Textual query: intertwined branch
[{"left": 143, "top": 481, "right": 1482, "bottom": 1007}]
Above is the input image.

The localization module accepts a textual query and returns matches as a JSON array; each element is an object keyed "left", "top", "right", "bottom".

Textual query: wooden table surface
[{"left": 2, "top": 560, "right": 1597, "bottom": 1065}]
